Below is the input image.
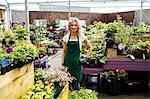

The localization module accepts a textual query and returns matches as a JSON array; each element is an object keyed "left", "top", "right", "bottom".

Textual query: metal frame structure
[{"left": 1, "top": 0, "right": 150, "bottom": 31}]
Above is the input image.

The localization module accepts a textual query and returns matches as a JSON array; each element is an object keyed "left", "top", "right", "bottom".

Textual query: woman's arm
[
  {"left": 62, "top": 41, "right": 67, "bottom": 65},
  {"left": 84, "top": 38, "right": 93, "bottom": 58}
]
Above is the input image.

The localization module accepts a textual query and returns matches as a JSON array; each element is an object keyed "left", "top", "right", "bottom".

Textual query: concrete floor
[
  {"left": 48, "top": 50, "right": 62, "bottom": 68},
  {"left": 48, "top": 51, "right": 150, "bottom": 99}
]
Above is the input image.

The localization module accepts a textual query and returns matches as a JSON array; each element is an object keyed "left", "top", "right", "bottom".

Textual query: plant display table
[
  {"left": 82, "top": 67, "right": 103, "bottom": 90},
  {"left": 83, "top": 58, "right": 150, "bottom": 72},
  {"left": 0, "top": 63, "right": 34, "bottom": 99},
  {"left": 103, "top": 58, "right": 150, "bottom": 71},
  {"left": 82, "top": 58, "right": 149, "bottom": 91},
  {"left": 83, "top": 67, "right": 103, "bottom": 74}
]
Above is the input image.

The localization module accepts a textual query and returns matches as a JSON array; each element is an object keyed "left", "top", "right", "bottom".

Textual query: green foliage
[
  {"left": 82, "top": 21, "right": 107, "bottom": 65},
  {"left": 7, "top": 43, "right": 39, "bottom": 66},
  {"left": 34, "top": 69, "right": 46, "bottom": 81},
  {"left": 37, "top": 47, "right": 46, "bottom": 55},
  {"left": 103, "top": 22, "right": 117, "bottom": 38},
  {"left": 127, "top": 40, "right": 150, "bottom": 59},
  {"left": 0, "top": 50, "right": 5, "bottom": 61},
  {"left": 69, "top": 88, "right": 98, "bottom": 99},
  {"left": 103, "top": 21, "right": 117, "bottom": 45},
  {"left": 101, "top": 71, "right": 115, "bottom": 79},
  {"left": 115, "top": 15, "right": 133, "bottom": 47},
  {"left": 11, "top": 24, "right": 29, "bottom": 40},
  {"left": 30, "top": 32, "right": 45, "bottom": 44},
  {"left": 46, "top": 41, "right": 59, "bottom": 48},
  {"left": 101, "top": 68, "right": 128, "bottom": 79},
  {"left": 1, "top": 29, "right": 16, "bottom": 48},
  {"left": 54, "top": 23, "right": 60, "bottom": 29},
  {"left": 135, "top": 22, "right": 150, "bottom": 32},
  {"left": 103, "top": 15, "right": 133, "bottom": 48}
]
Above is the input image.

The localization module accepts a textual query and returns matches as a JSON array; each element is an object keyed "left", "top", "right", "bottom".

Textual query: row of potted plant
[
  {"left": 0, "top": 42, "right": 39, "bottom": 74},
  {"left": 81, "top": 15, "right": 150, "bottom": 65},
  {"left": 103, "top": 15, "right": 150, "bottom": 59},
  {"left": 0, "top": 26, "right": 39, "bottom": 74},
  {"left": 100, "top": 68, "right": 128, "bottom": 96},
  {"left": 81, "top": 21, "right": 107, "bottom": 66},
  {"left": 21, "top": 66, "right": 99, "bottom": 99}
]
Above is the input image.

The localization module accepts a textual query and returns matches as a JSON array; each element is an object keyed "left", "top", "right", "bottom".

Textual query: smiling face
[
  {"left": 68, "top": 17, "right": 81, "bottom": 34},
  {"left": 70, "top": 21, "right": 78, "bottom": 33}
]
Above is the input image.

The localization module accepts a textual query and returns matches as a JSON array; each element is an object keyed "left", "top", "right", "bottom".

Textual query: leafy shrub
[{"left": 69, "top": 88, "right": 98, "bottom": 99}]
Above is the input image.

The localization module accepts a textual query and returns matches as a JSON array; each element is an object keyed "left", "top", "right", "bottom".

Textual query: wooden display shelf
[{"left": 0, "top": 62, "right": 34, "bottom": 99}]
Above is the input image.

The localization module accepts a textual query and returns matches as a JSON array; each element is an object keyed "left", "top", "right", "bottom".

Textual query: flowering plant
[
  {"left": 100, "top": 68, "right": 128, "bottom": 79},
  {"left": 115, "top": 68, "right": 128, "bottom": 78},
  {"left": 6, "top": 47, "right": 13, "bottom": 53}
]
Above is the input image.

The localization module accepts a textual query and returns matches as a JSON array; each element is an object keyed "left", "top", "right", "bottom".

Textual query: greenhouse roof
[{"left": 1, "top": 0, "right": 150, "bottom": 13}]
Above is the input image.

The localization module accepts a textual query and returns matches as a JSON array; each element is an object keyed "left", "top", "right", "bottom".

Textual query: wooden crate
[{"left": 0, "top": 63, "right": 34, "bottom": 99}]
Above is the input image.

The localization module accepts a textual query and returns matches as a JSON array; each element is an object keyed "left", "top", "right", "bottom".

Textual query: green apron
[{"left": 64, "top": 34, "right": 82, "bottom": 83}]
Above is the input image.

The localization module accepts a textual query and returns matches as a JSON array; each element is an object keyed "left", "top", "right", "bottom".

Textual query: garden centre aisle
[{"left": 48, "top": 50, "right": 62, "bottom": 68}]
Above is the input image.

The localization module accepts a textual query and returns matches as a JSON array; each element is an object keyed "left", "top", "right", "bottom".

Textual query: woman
[{"left": 62, "top": 17, "right": 93, "bottom": 90}]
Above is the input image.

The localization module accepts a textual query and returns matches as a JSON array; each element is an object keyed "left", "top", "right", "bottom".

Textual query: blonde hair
[{"left": 68, "top": 17, "right": 81, "bottom": 35}]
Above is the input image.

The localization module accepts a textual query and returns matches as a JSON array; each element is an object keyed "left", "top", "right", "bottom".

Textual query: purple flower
[
  {"left": 6, "top": 47, "right": 13, "bottom": 53},
  {"left": 20, "top": 22, "right": 26, "bottom": 26}
]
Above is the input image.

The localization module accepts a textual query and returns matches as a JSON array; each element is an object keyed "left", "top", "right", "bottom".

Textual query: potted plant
[
  {"left": 11, "top": 23, "right": 29, "bottom": 41},
  {"left": 69, "top": 88, "right": 98, "bottom": 99},
  {"left": 30, "top": 32, "right": 45, "bottom": 45},
  {"left": 100, "top": 68, "right": 128, "bottom": 95},
  {"left": 0, "top": 50, "right": 12, "bottom": 74},
  {"left": 46, "top": 41, "right": 59, "bottom": 48},
  {"left": 81, "top": 21, "right": 107, "bottom": 67},
  {"left": 37, "top": 47, "right": 47, "bottom": 58},
  {"left": 46, "top": 41, "right": 59, "bottom": 55},
  {"left": 103, "top": 22, "right": 117, "bottom": 48},
  {"left": 7, "top": 43, "right": 39, "bottom": 68},
  {"left": 1, "top": 29, "right": 16, "bottom": 48},
  {"left": 127, "top": 40, "right": 150, "bottom": 59}
]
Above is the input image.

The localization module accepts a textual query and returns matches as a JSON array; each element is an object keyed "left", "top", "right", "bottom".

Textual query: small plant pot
[
  {"left": 101, "top": 77, "right": 121, "bottom": 96},
  {"left": 89, "top": 59, "right": 97, "bottom": 66},
  {"left": 120, "top": 77, "right": 128, "bottom": 92},
  {"left": 1, "top": 58, "right": 11, "bottom": 74},
  {"left": 1, "top": 65, "right": 12, "bottom": 75},
  {"left": 106, "top": 40, "right": 115, "bottom": 48},
  {"left": 117, "top": 49, "right": 124, "bottom": 55},
  {"left": 16, "top": 62, "right": 26, "bottom": 68}
]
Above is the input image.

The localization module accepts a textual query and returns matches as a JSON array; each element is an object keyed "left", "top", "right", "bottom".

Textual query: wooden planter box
[
  {"left": 0, "top": 62, "right": 34, "bottom": 99},
  {"left": 57, "top": 83, "right": 69, "bottom": 99}
]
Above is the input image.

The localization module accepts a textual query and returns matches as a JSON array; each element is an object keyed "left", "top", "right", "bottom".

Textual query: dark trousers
[{"left": 69, "top": 81, "right": 80, "bottom": 91}]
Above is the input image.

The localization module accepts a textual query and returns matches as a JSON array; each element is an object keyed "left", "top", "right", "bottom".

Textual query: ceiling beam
[{"left": 8, "top": 0, "right": 150, "bottom": 5}]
